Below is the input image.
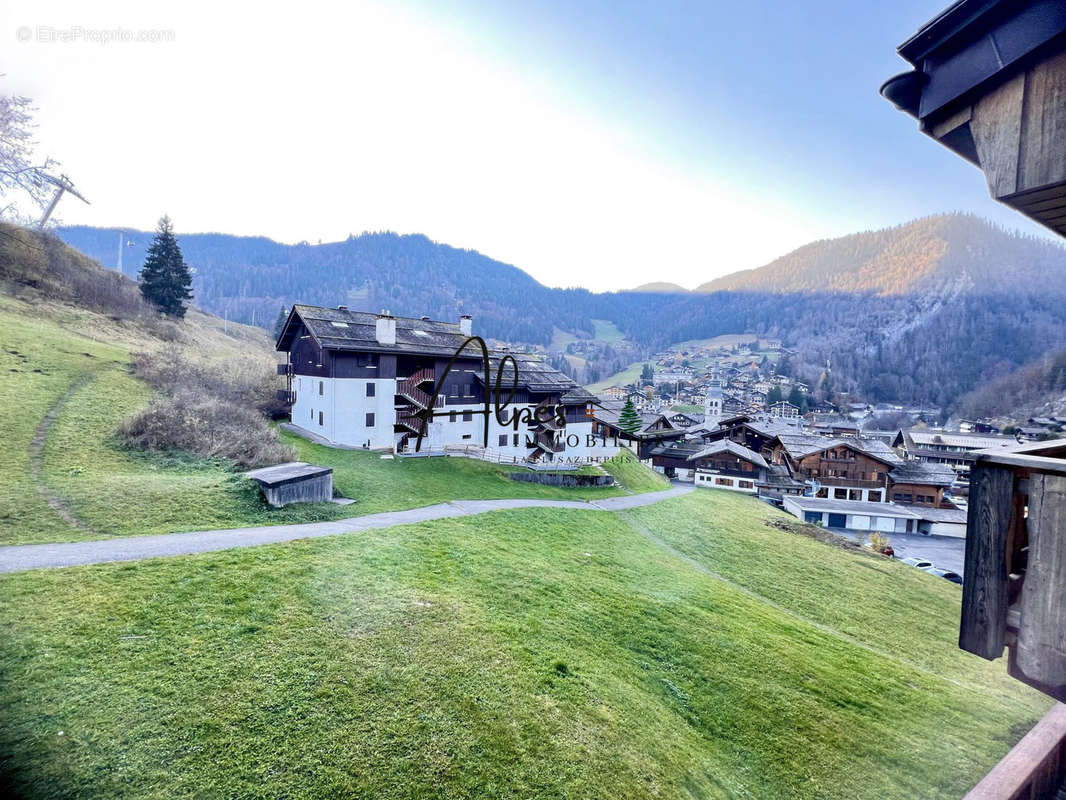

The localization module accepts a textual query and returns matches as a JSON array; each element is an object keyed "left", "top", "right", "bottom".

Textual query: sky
[{"left": 1, "top": 0, "right": 1056, "bottom": 291}]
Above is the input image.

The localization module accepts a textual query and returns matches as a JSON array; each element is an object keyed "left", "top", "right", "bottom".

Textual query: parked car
[
  {"left": 922, "top": 567, "right": 963, "bottom": 585},
  {"left": 901, "top": 557, "right": 933, "bottom": 569}
]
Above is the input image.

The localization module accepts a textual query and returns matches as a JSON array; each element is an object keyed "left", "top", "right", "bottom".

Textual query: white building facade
[{"left": 279, "top": 306, "right": 614, "bottom": 467}]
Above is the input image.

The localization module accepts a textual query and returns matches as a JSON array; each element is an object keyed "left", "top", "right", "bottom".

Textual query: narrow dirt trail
[{"left": 28, "top": 375, "right": 96, "bottom": 534}]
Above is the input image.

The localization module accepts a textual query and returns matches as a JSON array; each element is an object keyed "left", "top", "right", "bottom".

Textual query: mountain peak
[
  {"left": 630, "top": 281, "right": 689, "bottom": 293},
  {"left": 695, "top": 213, "right": 1066, "bottom": 295}
]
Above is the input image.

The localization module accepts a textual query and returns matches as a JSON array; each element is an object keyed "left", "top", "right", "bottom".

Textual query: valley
[
  {"left": 58, "top": 213, "right": 1066, "bottom": 417},
  {"left": 0, "top": 224, "right": 1053, "bottom": 798}
]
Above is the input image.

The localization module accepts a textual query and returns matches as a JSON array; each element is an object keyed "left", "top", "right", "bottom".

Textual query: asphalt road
[
  {"left": 0, "top": 486, "right": 695, "bottom": 574},
  {"left": 832, "top": 528, "right": 966, "bottom": 575}
]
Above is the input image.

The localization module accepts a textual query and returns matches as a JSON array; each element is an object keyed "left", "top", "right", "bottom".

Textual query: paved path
[{"left": 0, "top": 486, "right": 693, "bottom": 574}]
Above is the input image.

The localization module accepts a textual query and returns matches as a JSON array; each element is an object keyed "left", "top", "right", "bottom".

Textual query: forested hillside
[
  {"left": 56, "top": 228, "right": 598, "bottom": 345},
  {"left": 57, "top": 214, "right": 1066, "bottom": 412},
  {"left": 956, "top": 346, "right": 1066, "bottom": 420},
  {"left": 695, "top": 213, "right": 1066, "bottom": 296}
]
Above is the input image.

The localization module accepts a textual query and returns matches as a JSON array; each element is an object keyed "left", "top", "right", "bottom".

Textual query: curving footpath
[{"left": 0, "top": 486, "right": 693, "bottom": 574}]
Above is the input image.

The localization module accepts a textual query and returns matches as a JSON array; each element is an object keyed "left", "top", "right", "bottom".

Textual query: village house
[
  {"left": 590, "top": 401, "right": 686, "bottom": 459},
  {"left": 891, "top": 428, "right": 1018, "bottom": 478},
  {"left": 649, "top": 439, "right": 767, "bottom": 493},
  {"left": 276, "top": 306, "right": 605, "bottom": 464},
  {"left": 599, "top": 385, "right": 627, "bottom": 400},
  {"left": 768, "top": 400, "right": 801, "bottom": 419}
]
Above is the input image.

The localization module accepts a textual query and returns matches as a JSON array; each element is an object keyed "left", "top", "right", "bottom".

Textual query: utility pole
[
  {"left": 37, "top": 174, "right": 89, "bottom": 228},
  {"left": 116, "top": 232, "right": 134, "bottom": 274}
]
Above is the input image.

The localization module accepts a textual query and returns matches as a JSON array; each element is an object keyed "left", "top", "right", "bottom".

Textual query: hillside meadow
[
  {"left": 0, "top": 491, "right": 1050, "bottom": 799},
  {"left": 0, "top": 292, "right": 661, "bottom": 545}
]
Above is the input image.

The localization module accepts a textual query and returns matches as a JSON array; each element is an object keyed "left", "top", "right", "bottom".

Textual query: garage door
[
  {"left": 850, "top": 515, "right": 870, "bottom": 530},
  {"left": 827, "top": 513, "right": 846, "bottom": 528},
  {"left": 874, "top": 516, "right": 895, "bottom": 533}
]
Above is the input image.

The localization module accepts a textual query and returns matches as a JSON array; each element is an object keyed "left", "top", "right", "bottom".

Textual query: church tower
[{"left": 704, "top": 360, "right": 723, "bottom": 427}]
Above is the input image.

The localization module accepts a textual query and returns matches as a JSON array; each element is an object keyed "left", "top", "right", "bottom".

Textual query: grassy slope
[
  {"left": 587, "top": 360, "right": 646, "bottom": 394},
  {"left": 0, "top": 297, "right": 345, "bottom": 544},
  {"left": 0, "top": 491, "right": 1048, "bottom": 799},
  {"left": 601, "top": 448, "right": 670, "bottom": 493},
  {"left": 1, "top": 296, "right": 668, "bottom": 544},
  {"left": 590, "top": 318, "right": 625, "bottom": 343}
]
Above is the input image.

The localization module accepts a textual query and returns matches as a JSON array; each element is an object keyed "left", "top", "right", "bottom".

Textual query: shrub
[
  {"left": 869, "top": 532, "right": 892, "bottom": 553},
  {"left": 120, "top": 393, "right": 294, "bottom": 468},
  {"left": 122, "top": 347, "right": 293, "bottom": 468},
  {"left": 131, "top": 346, "right": 278, "bottom": 414}
]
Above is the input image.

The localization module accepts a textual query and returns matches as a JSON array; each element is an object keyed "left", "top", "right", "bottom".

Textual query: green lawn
[
  {"left": 282, "top": 432, "right": 636, "bottom": 516},
  {"left": 0, "top": 302, "right": 667, "bottom": 545},
  {"left": 590, "top": 318, "right": 626, "bottom": 343},
  {"left": 0, "top": 491, "right": 1048, "bottom": 799}
]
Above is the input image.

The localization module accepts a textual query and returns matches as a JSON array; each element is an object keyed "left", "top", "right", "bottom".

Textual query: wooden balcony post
[
  {"left": 1016, "top": 473, "right": 1066, "bottom": 688},
  {"left": 960, "top": 461, "right": 1015, "bottom": 660}
]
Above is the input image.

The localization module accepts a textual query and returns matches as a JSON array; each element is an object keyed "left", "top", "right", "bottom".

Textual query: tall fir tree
[
  {"left": 273, "top": 306, "right": 289, "bottom": 339},
  {"left": 618, "top": 397, "right": 642, "bottom": 435},
  {"left": 139, "top": 216, "right": 193, "bottom": 318}
]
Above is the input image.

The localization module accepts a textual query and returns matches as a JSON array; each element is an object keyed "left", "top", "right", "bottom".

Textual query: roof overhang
[{"left": 882, "top": 0, "right": 1066, "bottom": 238}]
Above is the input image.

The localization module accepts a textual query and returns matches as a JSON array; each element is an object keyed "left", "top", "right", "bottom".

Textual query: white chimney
[
  {"left": 459, "top": 315, "right": 473, "bottom": 336},
  {"left": 376, "top": 310, "right": 396, "bottom": 345}
]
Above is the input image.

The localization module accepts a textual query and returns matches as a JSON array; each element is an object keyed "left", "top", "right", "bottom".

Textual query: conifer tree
[
  {"left": 139, "top": 215, "right": 193, "bottom": 317},
  {"left": 273, "top": 306, "right": 288, "bottom": 339},
  {"left": 618, "top": 397, "right": 642, "bottom": 435}
]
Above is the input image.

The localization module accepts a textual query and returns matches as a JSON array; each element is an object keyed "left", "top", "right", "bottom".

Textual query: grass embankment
[
  {"left": 0, "top": 300, "right": 343, "bottom": 545},
  {"left": 0, "top": 299, "right": 666, "bottom": 544},
  {"left": 601, "top": 448, "right": 671, "bottom": 493},
  {"left": 0, "top": 490, "right": 1049, "bottom": 799}
]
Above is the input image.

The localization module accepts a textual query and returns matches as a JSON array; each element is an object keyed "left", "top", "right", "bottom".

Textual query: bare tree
[{"left": 0, "top": 87, "right": 58, "bottom": 224}]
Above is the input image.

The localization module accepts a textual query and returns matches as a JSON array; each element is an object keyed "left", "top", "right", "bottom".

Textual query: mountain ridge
[
  {"left": 695, "top": 213, "right": 1066, "bottom": 295},
  {"left": 55, "top": 214, "right": 1066, "bottom": 412}
]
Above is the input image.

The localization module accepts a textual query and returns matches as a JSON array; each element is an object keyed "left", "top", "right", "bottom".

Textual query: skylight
[{"left": 330, "top": 321, "right": 349, "bottom": 328}]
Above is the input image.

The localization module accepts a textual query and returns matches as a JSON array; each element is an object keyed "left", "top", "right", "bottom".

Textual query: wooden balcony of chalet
[
  {"left": 961, "top": 438, "right": 1066, "bottom": 701},
  {"left": 960, "top": 438, "right": 1066, "bottom": 798},
  {"left": 815, "top": 476, "right": 888, "bottom": 491}
]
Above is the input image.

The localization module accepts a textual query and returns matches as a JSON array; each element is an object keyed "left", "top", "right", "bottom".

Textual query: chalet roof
[
  {"left": 745, "top": 418, "right": 800, "bottom": 438},
  {"left": 899, "top": 428, "right": 1017, "bottom": 450},
  {"left": 648, "top": 441, "right": 704, "bottom": 459},
  {"left": 279, "top": 305, "right": 474, "bottom": 357},
  {"left": 889, "top": 460, "right": 958, "bottom": 486},
  {"left": 916, "top": 506, "right": 968, "bottom": 524},
  {"left": 279, "top": 304, "right": 589, "bottom": 400},
  {"left": 777, "top": 433, "right": 846, "bottom": 459},
  {"left": 687, "top": 440, "right": 767, "bottom": 468},
  {"left": 852, "top": 438, "right": 905, "bottom": 465},
  {"left": 775, "top": 434, "right": 903, "bottom": 466},
  {"left": 476, "top": 352, "right": 588, "bottom": 395},
  {"left": 786, "top": 496, "right": 922, "bottom": 519},
  {"left": 760, "top": 465, "right": 804, "bottom": 488}
]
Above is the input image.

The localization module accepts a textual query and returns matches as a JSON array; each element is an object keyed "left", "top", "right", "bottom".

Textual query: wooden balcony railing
[
  {"left": 960, "top": 438, "right": 1066, "bottom": 702},
  {"left": 817, "top": 477, "right": 887, "bottom": 490},
  {"left": 964, "top": 703, "right": 1066, "bottom": 800}
]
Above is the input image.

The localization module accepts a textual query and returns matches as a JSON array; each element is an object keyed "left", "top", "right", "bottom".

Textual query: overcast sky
[{"left": 2, "top": 0, "right": 1055, "bottom": 291}]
